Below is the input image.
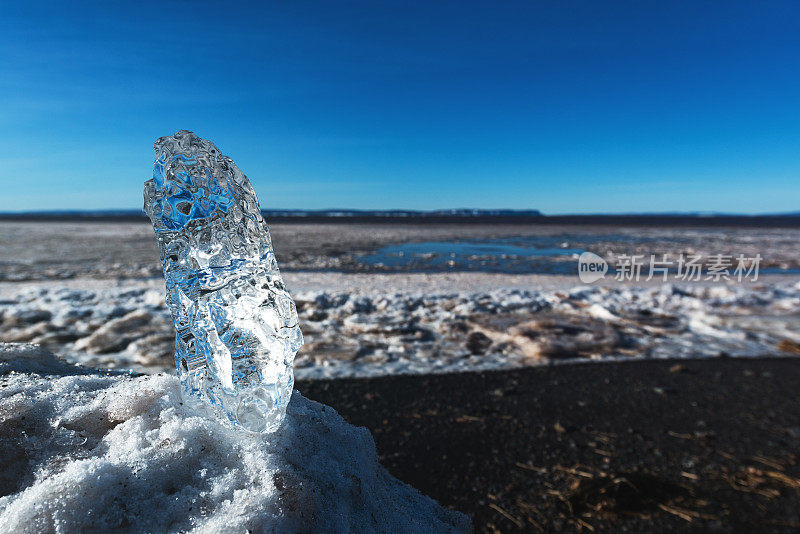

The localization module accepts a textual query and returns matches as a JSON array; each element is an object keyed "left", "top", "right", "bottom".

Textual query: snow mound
[{"left": 0, "top": 344, "right": 470, "bottom": 533}]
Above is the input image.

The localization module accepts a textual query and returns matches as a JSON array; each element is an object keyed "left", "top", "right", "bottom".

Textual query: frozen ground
[
  {"left": 1, "top": 222, "right": 797, "bottom": 533},
  {"left": 1, "top": 221, "right": 798, "bottom": 378},
  {"left": 1, "top": 273, "right": 799, "bottom": 378},
  {"left": 1, "top": 221, "right": 798, "bottom": 280},
  {"left": 0, "top": 343, "right": 470, "bottom": 533}
]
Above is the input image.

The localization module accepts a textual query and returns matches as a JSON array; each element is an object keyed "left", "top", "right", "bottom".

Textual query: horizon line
[{"left": 0, "top": 208, "right": 798, "bottom": 218}]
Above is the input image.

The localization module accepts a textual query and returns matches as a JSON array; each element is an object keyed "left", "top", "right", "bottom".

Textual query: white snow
[
  {"left": 0, "top": 343, "right": 470, "bottom": 533},
  {"left": 3, "top": 277, "right": 800, "bottom": 378}
]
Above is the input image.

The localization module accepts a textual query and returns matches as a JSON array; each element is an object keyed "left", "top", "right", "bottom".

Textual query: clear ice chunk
[{"left": 143, "top": 130, "right": 302, "bottom": 433}]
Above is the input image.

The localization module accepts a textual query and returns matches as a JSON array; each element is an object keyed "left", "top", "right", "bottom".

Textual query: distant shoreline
[{"left": 1, "top": 209, "right": 799, "bottom": 227}]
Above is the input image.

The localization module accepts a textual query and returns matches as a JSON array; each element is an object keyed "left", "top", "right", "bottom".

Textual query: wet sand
[{"left": 299, "top": 357, "right": 800, "bottom": 532}]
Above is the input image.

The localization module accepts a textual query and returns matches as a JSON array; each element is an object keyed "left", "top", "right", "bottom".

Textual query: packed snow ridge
[{"left": 0, "top": 343, "right": 470, "bottom": 533}]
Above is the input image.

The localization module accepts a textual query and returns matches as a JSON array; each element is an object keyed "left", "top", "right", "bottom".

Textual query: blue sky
[{"left": 1, "top": 1, "right": 799, "bottom": 214}]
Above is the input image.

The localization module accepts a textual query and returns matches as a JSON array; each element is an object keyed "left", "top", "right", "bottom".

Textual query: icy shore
[
  {"left": 2, "top": 276, "right": 799, "bottom": 378},
  {"left": 0, "top": 343, "right": 470, "bottom": 533}
]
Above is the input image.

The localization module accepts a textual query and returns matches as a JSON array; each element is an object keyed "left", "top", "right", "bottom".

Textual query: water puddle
[{"left": 359, "top": 237, "right": 585, "bottom": 274}]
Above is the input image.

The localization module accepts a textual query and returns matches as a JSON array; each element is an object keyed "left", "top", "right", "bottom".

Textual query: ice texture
[
  {"left": 143, "top": 130, "right": 302, "bottom": 433},
  {"left": 0, "top": 344, "right": 470, "bottom": 533}
]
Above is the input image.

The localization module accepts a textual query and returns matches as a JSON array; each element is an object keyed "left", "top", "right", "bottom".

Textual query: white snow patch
[
  {"left": 587, "top": 303, "right": 618, "bottom": 322},
  {"left": 0, "top": 344, "right": 469, "bottom": 533}
]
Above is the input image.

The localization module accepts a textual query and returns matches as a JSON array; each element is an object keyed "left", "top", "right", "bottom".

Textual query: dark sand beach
[{"left": 299, "top": 357, "right": 800, "bottom": 532}]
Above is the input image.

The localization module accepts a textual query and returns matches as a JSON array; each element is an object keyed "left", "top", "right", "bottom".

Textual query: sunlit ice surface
[{"left": 143, "top": 130, "right": 302, "bottom": 433}]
